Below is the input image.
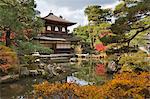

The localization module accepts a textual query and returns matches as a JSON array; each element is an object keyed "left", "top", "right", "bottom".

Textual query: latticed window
[{"left": 57, "top": 44, "right": 71, "bottom": 49}]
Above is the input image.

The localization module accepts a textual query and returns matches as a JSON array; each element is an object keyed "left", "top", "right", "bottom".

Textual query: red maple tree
[
  {"left": 95, "top": 43, "right": 107, "bottom": 51},
  {"left": 95, "top": 64, "right": 106, "bottom": 75},
  {"left": 99, "top": 32, "right": 111, "bottom": 38}
]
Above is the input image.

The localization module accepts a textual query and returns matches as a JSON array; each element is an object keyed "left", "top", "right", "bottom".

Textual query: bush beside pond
[{"left": 34, "top": 72, "right": 150, "bottom": 99}]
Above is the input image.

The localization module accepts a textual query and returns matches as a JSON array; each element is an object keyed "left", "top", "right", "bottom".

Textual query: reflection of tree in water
[
  {"left": 95, "top": 64, "right": 106, "bottom": 75},
  {"left": 73, "top": 60, "right": 112, "bottom": 85}
]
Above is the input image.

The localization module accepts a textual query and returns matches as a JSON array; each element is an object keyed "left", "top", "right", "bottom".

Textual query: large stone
[
  {"left": 37, "top": 69, "right": 46, "bottom": 75},
  {"left": 55, "top": 66, "right": 64, "bottom": 74},
  {"left": 20, "top": 67, "right": 29, "bottom": 76},
  {"left": 47, "top": 64, "right": 58, "bottom": 76},
  {"left": 38, "top": 63, "right": 46, "bottom": 69},
  {"left": 0, "top": 74, "right": 19, "bottom": 83},
  {"left": 107, "top": 61, "right": 117, "bottom": 72},
  {"left": 29, "top": 70, "right": 39, "bottom": 76}
]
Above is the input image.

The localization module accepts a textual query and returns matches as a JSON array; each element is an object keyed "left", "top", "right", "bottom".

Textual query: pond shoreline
[{"left": 0, "top": 65, "right": 78, "bottom": 84}]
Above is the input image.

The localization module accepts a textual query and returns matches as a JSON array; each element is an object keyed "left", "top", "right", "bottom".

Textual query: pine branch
[
  {"left": 125, "top": 25, "right": 150, "bottom": 43},
  {"left": 1, "top": 0, "right": 16, "bottom": 7}
]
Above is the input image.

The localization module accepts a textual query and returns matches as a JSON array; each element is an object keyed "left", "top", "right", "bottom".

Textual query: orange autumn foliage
[
  {"left": 101, "top": 72, "right": 150, "bottom": 98},
  {"left": 34, "top": 81, "right": 102, "bottom": 99},
  {"left": 34, "top": 72, "right": 150, "bottom": 99},
  {"left": 0, "top": 45, "right": 18, "bottom": 72}
]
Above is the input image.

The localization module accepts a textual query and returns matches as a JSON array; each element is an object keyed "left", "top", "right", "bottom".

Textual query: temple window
[
  {"left": 47, "top": 26, "right": 51, "bottom": 31},
  {"left": 56, "top": 44, "right": 71, "bottom": 49},
  {"left": 55, "top": 26, "right": 59, "bottom": 31},
  {"left": 62, "top": 27, "right": 66, "bottom": 32}
]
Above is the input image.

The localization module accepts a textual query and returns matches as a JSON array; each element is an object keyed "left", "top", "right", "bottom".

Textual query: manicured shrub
[
  {"left": 34, "top": 72, "right": 150, "bottom": 99},
  {"left": 15, "top": 41, "right": 53, "bottom": 55}
]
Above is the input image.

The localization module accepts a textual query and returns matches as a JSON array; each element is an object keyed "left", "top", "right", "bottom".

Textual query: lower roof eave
[{"left": 34, "top": 36, "right": 67, "bottom": 41}]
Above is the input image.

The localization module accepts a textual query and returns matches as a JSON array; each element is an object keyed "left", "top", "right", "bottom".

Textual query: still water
[{"left": 0, "top": 60, "right": 112, "bottom": 99}]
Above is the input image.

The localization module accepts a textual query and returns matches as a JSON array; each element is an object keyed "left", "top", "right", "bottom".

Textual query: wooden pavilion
[{"left": 34, "top": 13, "right": 80, "bottom": 54}]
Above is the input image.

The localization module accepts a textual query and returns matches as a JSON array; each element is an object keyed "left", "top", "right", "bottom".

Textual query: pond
[
  {"left": 68, "top": 59, "right": 113, "bottom": 85},
  {"left": 0, "top": 59, "right": 113, "bottom": 99}
]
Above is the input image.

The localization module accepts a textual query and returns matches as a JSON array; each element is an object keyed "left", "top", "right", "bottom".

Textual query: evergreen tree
[
  {"left": 74, "top": 5, "right": 112, "bottom": 52},
  {"left": 109, "top": 0, "right": 150, "bottom": 46},
  {"left": 84, "top": 5, "right": 112, "bottom": 25},
  {"left": 0, "top": 0, "right": 43, "bottom": 46}
]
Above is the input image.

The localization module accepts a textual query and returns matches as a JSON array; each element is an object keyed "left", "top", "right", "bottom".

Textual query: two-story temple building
[{"left": 34, "top": 13, "right": 80, "bottom": 54}]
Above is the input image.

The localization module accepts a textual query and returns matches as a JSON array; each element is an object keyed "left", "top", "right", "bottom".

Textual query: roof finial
[
  {"left": 49, "top": 10, "right": 53, "bottom": 15},
  {"left": 50, "top": 10, "right": 52, "bottom": 13},
  {"left": 59, "top": 15, "right": 63, "bottom": 18}
]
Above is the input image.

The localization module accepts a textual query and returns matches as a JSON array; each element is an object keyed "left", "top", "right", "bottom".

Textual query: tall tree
[
  {"left": 74, "top": 5, "right": 112, "bottom": 52},
  {"left": 107, "top": 0, "right": 150, "bottom": 46},
  {"left": 0, "top": 0, "right": 43, "bottom": 46},
  {"left": 84, "top": 5, "right": 112, "bottom": 25},
  {"left": 74, "top": 23, "right": 111, "bottom": 52}
]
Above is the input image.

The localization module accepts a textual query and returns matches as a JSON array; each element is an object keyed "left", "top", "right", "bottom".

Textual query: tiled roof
[{"left": 42, "top": 13, "right": 76, "bottom": 25}]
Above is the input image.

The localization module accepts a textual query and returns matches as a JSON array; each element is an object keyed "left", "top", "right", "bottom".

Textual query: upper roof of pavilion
[{"left": 42, "top": 13, "right": 76, "bottom": 26}]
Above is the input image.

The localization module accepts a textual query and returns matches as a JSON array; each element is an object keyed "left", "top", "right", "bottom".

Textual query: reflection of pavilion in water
[{"left": 70, "top": 59, "right": 112, "bottom": 85}]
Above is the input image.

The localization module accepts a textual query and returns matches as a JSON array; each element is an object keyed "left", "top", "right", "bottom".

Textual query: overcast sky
[{"left": 35, "top": 0, "right": 120, "bottom": 31}]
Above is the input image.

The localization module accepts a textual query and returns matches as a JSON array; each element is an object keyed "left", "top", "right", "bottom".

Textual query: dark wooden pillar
[{"left": 5, "top": 27, "right": 11, "bottom": 47}]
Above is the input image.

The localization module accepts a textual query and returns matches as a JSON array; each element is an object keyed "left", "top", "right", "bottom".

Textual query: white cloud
[
  {"left": 35, "top": 0, "right": 120, "bottom": 32},
  {"left": 36, "top": 0, "right": 88, "bottom": 32},
  {"left": 101, "top": 1, "right": 120, "bottom": 10}
]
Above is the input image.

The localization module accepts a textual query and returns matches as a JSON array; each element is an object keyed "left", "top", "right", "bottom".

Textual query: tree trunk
[
  {"left": 127, "top": 41, "right": 130, "bottom": 47},
  {"left": 5, "top": 29, "right": 11, "bottom": 47},
  {"left": 90, "top": 37, "right": 95, "bottom": 50}
]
